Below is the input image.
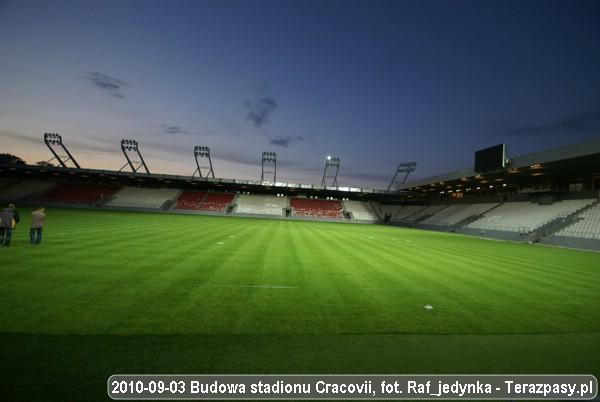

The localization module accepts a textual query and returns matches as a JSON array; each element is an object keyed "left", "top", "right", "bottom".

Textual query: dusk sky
[{"left": 1, "top": 0, "right": 599, "bottom": 188}]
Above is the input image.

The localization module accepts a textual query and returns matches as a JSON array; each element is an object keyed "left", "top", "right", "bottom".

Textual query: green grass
[{"left": 0, "top": 207, "right": 599, "bottom": 401}]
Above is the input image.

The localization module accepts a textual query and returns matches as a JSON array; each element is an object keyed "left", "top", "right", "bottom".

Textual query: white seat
[
  {"left": 107, "top": 187, "right": 181, "bottom": 208},
  {"left": 421, "top": 203, "right": 499, "bottom": 226},
  {"left": 235, "top": 194, "right": 287, "bottom": 216},
  {"left": 555, "top": 203, "right": 600, "bottom": 239},
  {"left": 343, "top": 200, "right": 378, "bottom": 221},
  {"left": 467, "top": 199, "right": 595, "bottom": 233}
]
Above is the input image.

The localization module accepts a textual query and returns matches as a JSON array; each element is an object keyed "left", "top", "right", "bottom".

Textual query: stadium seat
[
  {"left": 401, "top": 204, "right": 448, "bottom": 223},
  {"left": 466, "top": 199, "right": 595, "bottom": 233},
  {"left": 198, "top": 193, "right": 235, "bottom": 212},
  {"left": 421, "top": 203, "right": 499, "bottom": 226},
  {"left": 555, "top": 203, "right": 600, "bottom": 239},
  {"left": 235, "top": 194, "right": 287, "bottom": 216},
  {"left": 175, "top": 191, "right": 207, "bottom": 210},
  {"left": 175, "top": 192, "right": 235, "bottom": 212},
  {"left": 343, "top": 200, "right": 378, "bottom": 221},
  {"left": 0, "top": 180, "right": 57, "bottom": 200},
  {"left": 106, "top": 187, "right": 181, "bottom": 209},
  {"left": 290, "top": 198, "right": 343, "bottom": 218},
  {"left": 37, "top": 183, "right": 121, "bottom": 205},
  {"left": 380, "top": 205, "right": 426, "bottom": 222}
]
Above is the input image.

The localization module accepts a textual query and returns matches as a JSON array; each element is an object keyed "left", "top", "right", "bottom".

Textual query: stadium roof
[
  {"left": 0, "top": 162, "right": 409, "bottom": 201},
  {"left": 400, "top": 137, "right": 600, "bottom": 191}
]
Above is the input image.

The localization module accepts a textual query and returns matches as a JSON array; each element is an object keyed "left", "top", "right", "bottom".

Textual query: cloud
[
  {"left": 157, "top": 124, "right": 218, "bottom": 136},
  {"left": 215, "top": 150, "right": 261, "bottom": 167},
  {"left": 0, "top": 130, "right": 42, "bottom": 145},
  {"left": 500, "top": 112, "right": 600, "bottom": 136},
  {"left": 160, "top": 124, "right": 189, "bottom": 135},
  {"left": 85, "top": 72, "right": 128, "bottom": 98},
  {"left": 269, "top": 135, "right": 304, "bottom": 147},
  {"left": 245, "top": 97, "right": 277, "bottom": 127}
]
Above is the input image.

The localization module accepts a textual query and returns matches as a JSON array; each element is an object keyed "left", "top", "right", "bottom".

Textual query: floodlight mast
[
  {"left": 43, "top": 133, "right": 81, "bottom": 168},
  {"left": 321, "top": 156, "right": 340, "bottom": 187},
  {"left": 261, "top": 152, "right": 277, "bottom": 182},
  {"left": 192, "top": 146, "right": 215, "bottom": 178},
  {"left": 387, "top": 161, "right": 417, "bottom": 191},
  {"left": 119, "top": 139, "right": 150, "bottom": 174}
]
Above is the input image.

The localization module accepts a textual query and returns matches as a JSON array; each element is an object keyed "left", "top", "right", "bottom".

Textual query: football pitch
[{"left": 0, "top": 207, "right": 599, "bottom": 401}]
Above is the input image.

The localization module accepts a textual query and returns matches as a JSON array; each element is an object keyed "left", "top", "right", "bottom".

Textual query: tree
[
  {"left": 36, "top": 161, "right": 55, "bottom": 167},
  {"left": 0, "top": 153, "right": 26, "bottom": 165}
]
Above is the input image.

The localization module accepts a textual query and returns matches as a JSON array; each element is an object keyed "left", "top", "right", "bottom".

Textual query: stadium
[
  {"left": 2, "top": 1, "right": 600, "bottom": 401},
  {"left": 0, "top": 133, "right": 599, "bottom": 401}
]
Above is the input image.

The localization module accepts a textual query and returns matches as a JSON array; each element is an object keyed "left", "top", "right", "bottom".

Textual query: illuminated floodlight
[{"left": 321, "top": 155, "right": 340, "bottom": 187}]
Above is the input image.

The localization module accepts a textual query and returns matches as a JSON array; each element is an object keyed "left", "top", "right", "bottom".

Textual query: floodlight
[
  {"left": 43, "top": 132, "right": 81, "bottom": 168},
  {"left": 321, "top": 155, "right": 340, "bottom": 187},
  {"left": 193, "top": 145, "right": 215, "bottom": 178},
  {"left": 261, "top": 151, "right": 277, "bottom": 181},
  {"left": 119, "top": 138, "right": 150, "bottom": 174}
]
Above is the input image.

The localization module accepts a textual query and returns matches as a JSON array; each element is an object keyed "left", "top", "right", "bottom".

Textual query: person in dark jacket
[{"left": 0, "top": 204, "right": 20, "bottom": 247}]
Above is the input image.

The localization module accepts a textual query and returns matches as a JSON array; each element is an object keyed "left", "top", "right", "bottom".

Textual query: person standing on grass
[
  {"left": 0, "top": 203, "right": 20, "bottom": 247},
  {"left": 30, "top": 207, "right": 46, "bottom": 245}
]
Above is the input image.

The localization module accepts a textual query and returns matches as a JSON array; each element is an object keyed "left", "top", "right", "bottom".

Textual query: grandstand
[
  {"left": 198, "top": 192, "right": 235, "bottom": 212},
  {"left": 175, "top": 191, "right": 207, "bottom": 210},
  {"left": 37, "top": 183, "right": 121, "bottom": 205},
  {"left": 555, "top": 202, "right": 600, "bottom": 239},
  {"left": 174, "top": 191, "right": 235, "bottom": 212},
  {"left": 106, "top": 187, "right": 181, "bottom": 209},
  {"left": 420, "top": 203, "right": 499, "bottom": 226},
  {"left": 0, "top": 180, "right": 56, "bottom": 200},
  {"left": 290, "top": 197, "right": 343, "bottom": 219},
  {"left": 465, "top": 199, "right": 595, "bottom": 233},
  {"left": 400, "top": 204, "right": 448, "bottom": 223},
  {"left": 0, "top": 176, "right": 18, "bottom": 188},
  {"left": 381, "top": 204, "right": 426, "bottom": 222},
  {"left": 234, "top": 194, "right": 287, "bottom": 216},
  {"left": 343, "top": 200, "right": 378, "bottom": 221}
]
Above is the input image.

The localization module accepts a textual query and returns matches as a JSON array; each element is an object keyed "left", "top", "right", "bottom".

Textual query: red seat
[
  {"left": 175, "top": 191, "right": 234, "bottom": 212},
  {"left": 290, "top": 198, "right": 343, "bottom": 218},
  {"left": 175, "top": 191, "right": 207, "bottom": 210},
  {"left": 198, "top": 193, "right": 235, "bottom": 212},
  {"left": 37, "top": 184, "right": 121, "bottom": 205}
]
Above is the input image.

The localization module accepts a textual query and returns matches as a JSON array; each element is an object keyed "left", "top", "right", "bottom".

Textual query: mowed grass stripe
[
  {"left": 411, "top": 235, "right": 598, "bottom": 293},
  {"left": 0, "top": 208, "right": 598, "bottom": 336},
  {"left": 298, "top": 225, "right": 504, "bottom": 334}
]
